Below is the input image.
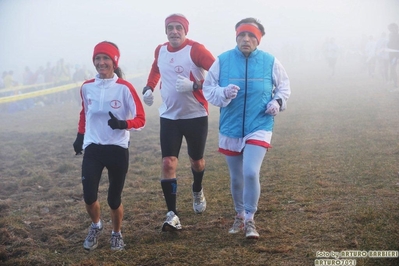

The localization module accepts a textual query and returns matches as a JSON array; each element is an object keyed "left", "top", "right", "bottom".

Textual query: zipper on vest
[{"left": 242, "top": 57, "right": 248, "bottom": 137}]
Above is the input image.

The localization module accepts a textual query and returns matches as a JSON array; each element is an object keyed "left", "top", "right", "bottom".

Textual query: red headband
[
  {"left": 165, "top": 14, "right": 189, "bottom": 34},
  {"left": 236, "top": 24, "right": 262, "bottom": 44},
  {"left": 92, "top": 42, "right": 120, "bottom": 68}
]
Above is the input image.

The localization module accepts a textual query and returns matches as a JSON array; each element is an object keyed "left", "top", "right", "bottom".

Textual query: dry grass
[{"left": 1, "top": 59, "right": 399, "bottom": 265}]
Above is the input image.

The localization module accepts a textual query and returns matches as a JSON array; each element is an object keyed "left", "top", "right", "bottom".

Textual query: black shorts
[
  {"left": 160, "top": 116, "right": 208, "bottom": 160},
  {"left": 81, "top": 144, "right": 129, "bottom": 209}
]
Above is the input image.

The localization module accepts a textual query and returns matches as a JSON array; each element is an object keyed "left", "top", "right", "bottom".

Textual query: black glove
[
  {"left": 142, "top": 86, "right": 152, "bottom": 95},
  {"left": 108, "top": 111, "right": 127, "bottom": 130},
  {"left": 73, "top": 133, "right": 84, "bottom": 155}
]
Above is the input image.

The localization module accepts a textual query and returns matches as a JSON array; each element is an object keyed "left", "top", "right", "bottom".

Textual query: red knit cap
[
  {"left": 236, "top": 24, "right": 262, "bottom": 44},
  {"left": 92, "top": 41, "right": 120, "bottom": 68},
  {"left": 165, "top": 13, "right": 189, "bottom": 34}
]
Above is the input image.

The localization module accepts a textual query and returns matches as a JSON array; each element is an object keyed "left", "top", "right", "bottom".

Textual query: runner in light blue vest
[{"left": 203, "top": 17, "right": 291, "bottom": 240}]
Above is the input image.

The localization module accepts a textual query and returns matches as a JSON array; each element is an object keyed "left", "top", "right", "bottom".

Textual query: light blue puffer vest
[{"left": 218, "top": 46, "right": 275, "bottom": 138}]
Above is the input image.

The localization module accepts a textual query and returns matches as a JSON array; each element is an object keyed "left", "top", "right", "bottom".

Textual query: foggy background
[{"left": 1, "top": 0, "right": 398, "bottom": 83}]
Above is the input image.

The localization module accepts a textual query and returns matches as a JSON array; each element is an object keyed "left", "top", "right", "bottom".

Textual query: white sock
[
  {"left": 92, "top": 220, "right": 102, "bottom": 228},
  {"left": 244, "top": 211, "right": 254, "bottom": 222},
  {"left": 237, "top": 211, "right": 245, "bottom": 219},
  {"left": 112, "top": 231, "right": 121, "bottom": 236}
]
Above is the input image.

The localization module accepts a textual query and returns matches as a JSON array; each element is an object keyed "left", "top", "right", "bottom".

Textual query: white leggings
[{"left": 225, "top": 144, "right": 267, "bottom": 214}]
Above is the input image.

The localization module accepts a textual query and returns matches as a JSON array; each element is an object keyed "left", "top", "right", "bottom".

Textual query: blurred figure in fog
[
  {"left": 322, "top": 37, "right": 330, "bottom": 61},
  {"left": 34, "top": 66, "right": 46, "bottom": 107},
  {"left": 203, "top": 17, "right": 291, "bottom": 240},
  {"left": 375, "top": 32, "right": 389, "bottom": 83},
  {"left": 73, "top": 41, "right": 146, "bottom": 251},
  {"left": 387, "top": 23, "right": 399, "bottom": 90},
  {"left": 21, "top": 66, "right": 36, "bottom": 110},
  {"left": 4, "top": 71, "right": 17, "bottom": 89},
  {"left": 35, "top": 66, "right": 45, "bottom": 86},
  {"left": 54, "top": 58, "right": 73, "bottom": 103},
  {"left": 0, "top": 71, "right": 6, "bottom": 89},
  {"left": 73, "top": 64, "right": 91, "bottom": 83},
  {"left": 22, "top": 66, "right": 35, "bottom": 85},
  {"left": 72, "top": 65, "right": 91, "bottom": 106},
  {"left": 44, "top": 62, "right": 55, "bottom": 86},
  {"left": 141, "top": 13, "right": 215, "bottom": 232},
  {"left": 54, "top": 58, "right": 71, "bottom": 85},
  {"left": 364, "top": 35, "right": 376, "bottom": 78},
  {"left": 325, "top": 37, "right": 339, "bottom": 77}
]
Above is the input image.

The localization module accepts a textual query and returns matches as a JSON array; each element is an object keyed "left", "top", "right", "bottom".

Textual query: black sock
[
  {"left": 161, "top": 178, "right": 177, "bottom": 214},
  {"left": 191, "top": 168, "right": 204, "bottom": 193}
]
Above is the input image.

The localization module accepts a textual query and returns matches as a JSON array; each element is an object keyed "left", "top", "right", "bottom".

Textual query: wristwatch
[
  {"left": 276, "top": 98, "right": 282, "bottom": 107},
  {"left": 193, "top": 82, "right": 201, "bottom": 91}
]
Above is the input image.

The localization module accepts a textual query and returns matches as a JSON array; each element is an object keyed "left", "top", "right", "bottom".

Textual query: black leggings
[
  {"left": 81, "top": 144, "right": 129, "bottom": 210},
  {"left": 160, "top": 116, "right": 208, "bottom": 160}
]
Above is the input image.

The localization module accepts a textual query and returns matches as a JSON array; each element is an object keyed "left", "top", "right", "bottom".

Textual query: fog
[{"left": 1, "top": 0, "right": 398, "bottom": 83}]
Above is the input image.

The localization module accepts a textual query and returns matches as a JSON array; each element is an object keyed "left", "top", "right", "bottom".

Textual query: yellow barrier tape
[
  {"left": 0, "top": 73, "right": 144, "bottom": 104},
  {"left": 0, "top": 82, "right": 54, "bottom": 94},
  {"left": 0, "top": 83, "right": 79, "bottom": 104}
]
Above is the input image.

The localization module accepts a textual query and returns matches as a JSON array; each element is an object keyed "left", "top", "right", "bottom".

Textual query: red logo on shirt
[
  {"left": 110, "top": 100, "right": 122, "bottom": 109},
  {"left": 174, "top": 65, "right": 184, "bottom": 73}
]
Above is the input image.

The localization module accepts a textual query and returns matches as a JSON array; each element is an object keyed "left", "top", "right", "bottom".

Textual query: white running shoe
[
  {"left": 228, "top": 216, "right": 244, "bottom": 234},
  {"left": 244, "top": 220, "right": 259, "bottom": 239},
  {"left": 110, "top": 233, "right": 126, "bottom": 251},
  {"left": 192, "top": 188, "right": 206, "bottom": 214},
  {"left": 162, "top": 211, "right": 182, "bottom": 231},
  {"left": 83, "top": 222, "right": 103, "bottom": 250}
]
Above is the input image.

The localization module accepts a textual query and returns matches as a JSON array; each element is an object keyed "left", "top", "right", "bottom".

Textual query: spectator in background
[
  {"left": 20, "top": 66, "right": 36, "bottom": 109},
  {"left": 72, "top": 64, "right": 91, "bottom": 105},
  {"left": 203, "top": 17, "right": 291, "bottom": 240},
  {"left": 73, "top": 64, "right": 91, "bottom": 83},
  {"left": 54, "top": 58, "right": 71, "bottom": 85},
  {"left": 4, "top": 71, "right": 17, "bottom": 89},
  {"left": 364, "top": 35, "right": 377, "bottom": 78},
  {"left": 387, "top": 23, "right": 399, "bottom": 90},
  {"left": 73, "top": 41, "right": 146, "bottom": 251},
  {"left": 0, "top": 71, "right": 6, "bottom": 89},
  {"left": 375, "top": 32, "right": 389, "bottom": 84},
  {"left": 325, "top": 37, "right": 339, "bottom": 77},
  {"left": 44, "top": 62, "right": 55, "bottom": 86},
  {"left": 22, "top": 66, "right": 36, "bottom": 85},
  {"left": 54, "top": 58, "right": 73, "bottom": 103},
  {"left": 35, "top": 66, "right": 45, "bottom": 86},
  {"left": 32, "top": 66, "right": 46, "bottom": 107}
]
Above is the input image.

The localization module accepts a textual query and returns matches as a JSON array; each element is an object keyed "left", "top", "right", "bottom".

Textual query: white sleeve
[
  {"left": 203, "top": 58, "right": 232, "bottom": 107},
  {"left": 272, "top": 58, "right": 291, "bottom": 111}
]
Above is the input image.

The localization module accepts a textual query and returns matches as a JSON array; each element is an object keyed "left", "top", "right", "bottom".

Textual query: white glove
[
  {"left": 223, "top": 84, "right": 240, "bottom": 99},
  {"left": 265, "top": 99, "right": 280, "bottom": 116},
  {"left": 176, "top": 74, "right": 194, "bottom": 92},
  {"left": 143, "top": 90, "right": 154, "bottom": 106}
]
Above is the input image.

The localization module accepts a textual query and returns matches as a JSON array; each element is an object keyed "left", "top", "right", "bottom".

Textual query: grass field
[{"left": 1, "top": 58, "right": 399, "bottom": 265}]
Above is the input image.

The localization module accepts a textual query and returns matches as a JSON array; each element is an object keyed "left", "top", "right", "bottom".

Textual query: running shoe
[
  {"left": 192, "top": 188, "right": 206, "bottom": 214},
  {"left": 110, "top": 233, "right": 126, "bottom": 251},
  {"left": 83, "top": 222, "right": 103, "bottom": 250},
  {"left": 228, "top": 216, "right": 244, "bottom": 234},
  {"left": 244, "top": 220, "right": 259, "bottom": 239},
  {"left": 162, "top": 211, "right": 182, "bottom": 231}
]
